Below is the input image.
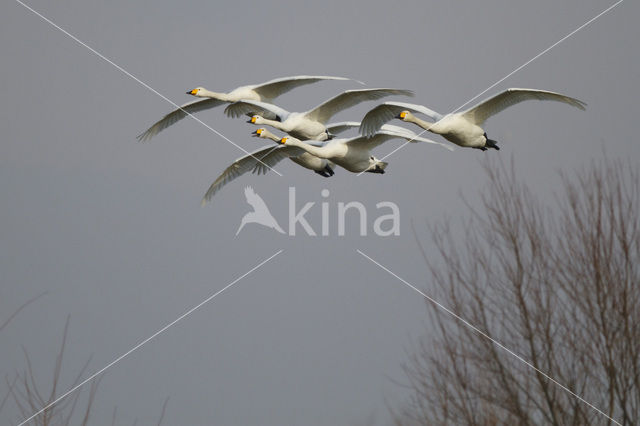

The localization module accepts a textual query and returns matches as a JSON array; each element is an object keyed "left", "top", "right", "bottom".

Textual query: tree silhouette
[{"left": 395, "top": 157, "right": 639, "bottom": 425}]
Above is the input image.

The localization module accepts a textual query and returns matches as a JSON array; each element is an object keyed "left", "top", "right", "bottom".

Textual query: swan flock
[{"left": 137, "top": 75, "right": 586, "bottom": 202}]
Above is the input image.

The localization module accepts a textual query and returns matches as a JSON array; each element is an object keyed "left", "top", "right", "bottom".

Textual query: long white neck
[
  {"left": 197, "top": 89, "right": 230, "bottom": 101},
  {"left": 285, "top": 138, "right": 330, "bottom": 159},
  {"left": 257, "top": 118, "right": 289, "bottom": 133},
  {"left": 260, "top": 130, "right": 281, "bottom": 143},
  {"left": 405, "top": 113, "right": 438, "bottom": 134}
]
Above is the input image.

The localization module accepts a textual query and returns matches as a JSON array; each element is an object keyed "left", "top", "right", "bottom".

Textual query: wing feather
[
  {"left": 463, "top": 88, "right": 586, "bottom": 125},
  {"left": 251, "top": 75, "right": 353, "bottom": 100},
  {"left": 224, "top": 100, "right": 288, "bottom": 120},
  {"left": 137, "top": 98, "right": 225, "bottom": 142},
  {"left": 201, "top": 145, "right": 302, "bottom": 203},
  {"left": 304, "top": 88, "right": 414, "bottom": 124},
  {"left": 359, "top": 101, "right": 443, "bottom": 137}
]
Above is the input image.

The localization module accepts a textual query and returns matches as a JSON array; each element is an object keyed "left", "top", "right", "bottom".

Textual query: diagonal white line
[
  {"left": 359, "top": 0, "right": 626, "bottom": 175},
  {"left": 356, "top": 249, "right": 622, "bottom": 426},
  {"left": 17, "top": 249, "right": 284, "bottom": 426},
  {"left": 13, "top": 0, "right": 283, "bottom": 177},
  {"left": 450, "top": 0, "right": 625, "bottom": 115}
]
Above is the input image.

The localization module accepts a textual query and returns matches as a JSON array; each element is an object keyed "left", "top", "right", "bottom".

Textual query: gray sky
[{"left": 1, "top": 0, "right": 638, "bottom": 424}]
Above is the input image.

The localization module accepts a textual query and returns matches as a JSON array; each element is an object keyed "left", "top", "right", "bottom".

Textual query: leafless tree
[
  {"left": 3, "top": 312, "right": 169, "bottom": 425},
  {"left": 395, "top": 157, "right": 639, "bottom": 426}
]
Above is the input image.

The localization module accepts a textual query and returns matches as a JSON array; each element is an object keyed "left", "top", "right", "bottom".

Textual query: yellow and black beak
[
  {"left": 279, "top": 137, "right": 287, "bottom": 145},
  {"left": 187, "top": 89, "right": 198, "bottom": 95},
  {"left": 247, "top": 116, "right": 257, "bottom": 124},
  {"left": 396, "top": 111, "right": 407, "bottom": 120},
  {"left": 251, "top": 129, "right": 262, "bottom": 137}
]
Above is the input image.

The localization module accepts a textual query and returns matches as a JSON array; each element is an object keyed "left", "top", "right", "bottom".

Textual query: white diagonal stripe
[
  {"left": 360, "top": 0, "right": 625, "bottom": 174},
  {"left": 18, "top": 249, "right": 284, "bottom": 426},
  {"left": 13, "top": 0, "right": 283, "bottom": 177}
]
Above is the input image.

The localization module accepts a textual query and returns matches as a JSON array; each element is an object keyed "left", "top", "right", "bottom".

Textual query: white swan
[
  {"left": 359, "top": 88, "right": 586, "bottom": 150},
  {"left": 200, "top": 124, "right": 440, "bottom": 203},
  {"left": 137, "top": 75, "right": 354, "bottom": 141},
  {"left": 274, "top": 128, "right": 452, "bottom": 174},
  {"left": 224, "top": 88, "right": 414, "bottom": 140},
  {"left": 201, "top": 122, "right": 360, "bottom": 204}
]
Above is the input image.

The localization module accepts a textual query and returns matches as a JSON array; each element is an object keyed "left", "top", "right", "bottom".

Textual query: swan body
[
  {"left": 225, "top": 88, "right": 414, "bottom": 141},
  {"left": 137, "top": 75, "right": 354, "bottom": 141},
  {"left": 359, "top": 88, "right": 586, "bottom": 150},
  {"left": 276, "top": 128, "right": 451, "bottom": 174}
]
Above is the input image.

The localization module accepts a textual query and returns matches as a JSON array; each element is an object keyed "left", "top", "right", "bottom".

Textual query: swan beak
[
  {"left": 251, "top": 129, "right": 262, "bottom": 137},
  {"left": 247, "top": 116, "right": 257, "bottom": 124},
  {"left": 397, "top": 111, "right": 407, "bottom": 119},
  {"left": 187, "top": 89, "right": 198, "bottom": 95},
  {"left": 279, "top": 137, "right": 287, "bottom": 145}
]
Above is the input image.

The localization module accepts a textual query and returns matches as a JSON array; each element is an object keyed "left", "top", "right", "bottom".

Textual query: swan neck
[
  {"left": 288, "top": 139, "right": 327, "bottom": 158},
  {"left": 407, "top": 114, "right": 434, "bottom": 131},
  {"left": 262, "top": 130, "right": 280, "bottom": 142},
  {"left": 200, "top": 90, "right": 227, "bottom": 100}
]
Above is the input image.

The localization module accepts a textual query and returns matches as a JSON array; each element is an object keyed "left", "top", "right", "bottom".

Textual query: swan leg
[
  {"left": 365, "top": 167, "right": 386, "bottom": 174},
  {"left": 486, "top": 139, "right": 500, "bottom": 150},
  {"left": 483, "top": 132, "right": 500, "bottom": 150},
  {"left": 325, "top": 165, "right": 335, "bottom": 176}
]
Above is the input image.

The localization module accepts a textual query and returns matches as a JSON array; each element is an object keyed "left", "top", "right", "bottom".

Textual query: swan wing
[
  {"left": 325, "top": 121, "right": 361, "bottom": 135},
  {"left": 224, "top": 100, "right": 289, "bottom": 121},
  {"left": 463, "top": 88, "right": 587, "bottom": 125},
  {"left": 251, "top": 75, "right": 354, "bottom": 100},
  {"left": 305, "top": 88, "right": 414, "bottom": 124},
  {"left": 378, "top": 124, "right": 455, "bottom": 151},
  {"left": 201, "top": 145, "right": 288, "bottom": 204},
  {"left": 358, "top": 101, "right": 443, "bottom": 137},
  {"left": 347, "top": 130, "right": 452, "bottom": 151},
  {"left": 137, "top": 98, "right": 226, "bottom": 142},
  {"left": 251, "top": 146, "right": 307, "bottom": 175}
]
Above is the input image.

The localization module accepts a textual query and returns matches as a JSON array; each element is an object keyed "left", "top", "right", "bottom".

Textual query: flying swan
[
  {"left": 201, "top": 122, "right": 362, "bottom": 204},
  {"left": 273, "top": 128, "right": 452, "bottom": 174},
  {"left": 200, "top": 124, "right": 442, "bottom": 204},
  {"left": 137, "top": 75, "right": 355, "bottom": 141},
  {"left": 359, "top": 88, "right": 586, "bottom": 150},
  {"left": 224, "top": 88, "right": 414, "bottom": 141}
]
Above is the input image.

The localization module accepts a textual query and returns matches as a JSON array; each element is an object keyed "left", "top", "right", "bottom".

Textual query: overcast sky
[{"left": 1, "top": 0, "right": 638, "bottom": 425}]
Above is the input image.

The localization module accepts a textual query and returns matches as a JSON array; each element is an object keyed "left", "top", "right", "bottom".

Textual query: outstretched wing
[
  {"left": 252, "top": 145, "right": 306, "bottom": 175},
  {"left": 462, "top": 88, "right": 587, "bottom": 125},
  {"left": 377, "top": 124, "right": 455, "bottom": 151},
  {"left": 359, "top": 101, "right": 444, "bottom": 137},
  {"left": 325, "top": 121, "right": 361, "bottom": 136},
  {"left": 224, "top": 100, "right": 289, "bottom": 121},
  {"left": 251, "top": 75, "right": 355, "bottom": 100},
  {"left": 201, "top": 145, "right": 292, "bottom": 204},
  {"left": 304, "top": 88, "right": 414, "bottom": 124},
  {"left": 346, "top": 129, "right": 452, "bottom": 151},
  {"left": 137, "top": 98, "right": 226, "bottom": 142}
]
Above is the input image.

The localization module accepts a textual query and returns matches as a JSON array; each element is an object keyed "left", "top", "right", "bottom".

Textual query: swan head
[
  {"left": 396, "top": 111, "right": 412, "bottom": 121},
  {"left": 186, "top": 87, "right": 206, "bottom": 97},
  {"left": 251, "top": 128, "right": 266, "bottom": 137}
]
